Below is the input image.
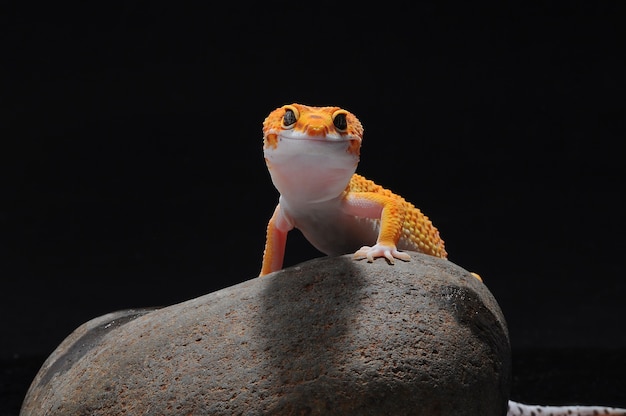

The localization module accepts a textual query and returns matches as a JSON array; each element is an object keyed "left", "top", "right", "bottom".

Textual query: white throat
[{"left": 264, "top": 135, "right": 359, "bottom": 205}]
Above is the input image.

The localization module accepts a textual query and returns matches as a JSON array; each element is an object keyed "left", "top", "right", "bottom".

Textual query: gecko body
[
  {"left": 260, "top": 103, "right": 625, "bottom": 416},
  {"left": 261, "top": 103, "right": 445, "bottom": 276}
]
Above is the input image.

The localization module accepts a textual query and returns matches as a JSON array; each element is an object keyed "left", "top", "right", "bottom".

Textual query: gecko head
[
  {"left": 262, "top": 103, "right": 363, "bottom": 203},
  {"left": 262, "top": 103, "right": 363, "bottom": 156}
]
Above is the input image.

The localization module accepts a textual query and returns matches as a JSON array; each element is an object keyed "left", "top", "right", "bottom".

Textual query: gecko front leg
[
  {"left": 260, "top": 204, "right": 293, "bottom": 276},
  {"left": 343, "top": 191, "right": 411, "bottom": 264}
]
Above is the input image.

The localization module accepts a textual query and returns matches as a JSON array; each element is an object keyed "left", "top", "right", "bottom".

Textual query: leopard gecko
[{"left": 258, "top": 103, "right": 625, "bottom": 415}]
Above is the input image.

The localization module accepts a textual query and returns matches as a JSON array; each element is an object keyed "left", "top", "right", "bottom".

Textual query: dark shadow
[{"left": 256, "top": 255, "right": 365, "bottom": 412}]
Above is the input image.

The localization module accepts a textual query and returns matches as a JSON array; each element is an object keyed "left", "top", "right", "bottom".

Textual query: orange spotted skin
[
  {"left": 263, "top": 103, "right": 363, "bottom": 156},
  {"left": 346, "top": 173, "right": 447, "bottom": 259}
]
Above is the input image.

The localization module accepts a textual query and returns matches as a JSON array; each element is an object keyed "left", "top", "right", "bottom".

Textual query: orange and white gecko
[{"left": 259, "top": 103, "right": 626, "bottom": 416}]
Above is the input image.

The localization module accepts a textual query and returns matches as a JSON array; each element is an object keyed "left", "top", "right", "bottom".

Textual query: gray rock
[{"left": 21, "top": 252, "right": 511, "bottom": 416}]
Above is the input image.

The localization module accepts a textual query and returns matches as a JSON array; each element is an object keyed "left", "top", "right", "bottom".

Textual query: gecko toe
[{"left": 353, "top": 244, "right": 411, "bottom": 264}]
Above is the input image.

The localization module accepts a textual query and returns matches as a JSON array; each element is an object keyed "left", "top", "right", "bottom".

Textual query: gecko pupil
[
  {"left": 333, "top": 113, "right": 347, "bottom": 131},
  {"left": 283, "top": 109, "right": 297, "bottom": 126}
]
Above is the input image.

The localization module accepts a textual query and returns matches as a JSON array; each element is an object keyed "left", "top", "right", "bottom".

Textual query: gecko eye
[
  {"left": 281, "top": 106, "right": 298, "bottom": 129},
  {"left": 332, "top": 110, "right": 348, "bottom": 132}
]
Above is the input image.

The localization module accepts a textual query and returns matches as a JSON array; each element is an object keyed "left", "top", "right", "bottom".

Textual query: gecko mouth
[
  {"left": 271, "top": 133, "right": 361, "bottom": 158},
  {"left": 278, "top": 132, "right": 354, "bottom": 142}
]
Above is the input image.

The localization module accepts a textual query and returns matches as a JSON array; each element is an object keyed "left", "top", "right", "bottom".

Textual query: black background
[{"left": 2, "top": 2, "right": 625, "bottom": 413}]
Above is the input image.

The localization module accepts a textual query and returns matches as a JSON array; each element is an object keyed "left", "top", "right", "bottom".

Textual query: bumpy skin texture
[
  {"left": 262, "top": 104, "right": 363, "bottom": 156},
  {"left": 259, "top": 104, "right": 626, "bottom": 416},
  {"left": 347, "top": 173, "right": 447, "bottom": 258}
]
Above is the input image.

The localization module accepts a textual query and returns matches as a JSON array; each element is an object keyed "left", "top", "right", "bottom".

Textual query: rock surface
[{"left": 21, "top": 252, "right": 511, "bottom": 416}]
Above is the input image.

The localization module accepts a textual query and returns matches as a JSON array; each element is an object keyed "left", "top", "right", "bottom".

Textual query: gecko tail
[{"left": 507, "top": 400, "right": 626, "bottom": 416}]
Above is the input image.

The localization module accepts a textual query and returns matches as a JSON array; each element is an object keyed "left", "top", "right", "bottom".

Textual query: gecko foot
[{"left": 353, "top": 244, "right": 411, "bottom": 264}]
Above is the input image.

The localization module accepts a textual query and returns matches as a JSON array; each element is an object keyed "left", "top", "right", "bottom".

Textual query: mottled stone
[{"left": 21, "top": 252, "right": 511, "bottom": 416}]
